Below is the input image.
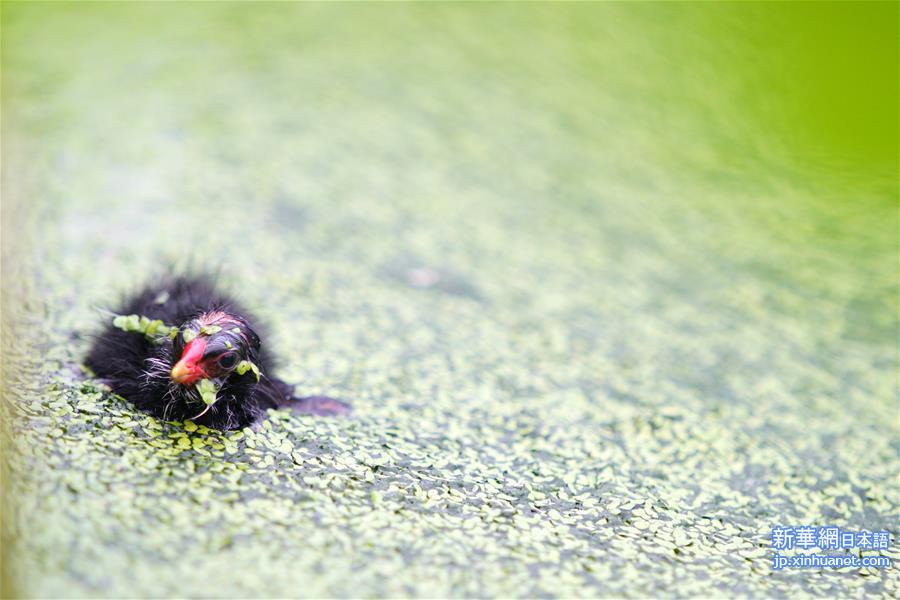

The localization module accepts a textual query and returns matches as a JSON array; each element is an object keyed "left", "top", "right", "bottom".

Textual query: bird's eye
[{"left": 218, "top": 352, "right": 238, "bottom": 369}]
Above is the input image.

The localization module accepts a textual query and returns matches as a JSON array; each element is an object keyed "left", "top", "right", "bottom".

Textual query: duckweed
[
  {"left": 112, "top": 314, "right": 177, "bottom": 343},
  {"left": 2, "top": 3, "right": 896, "bottom": 599},
  {"left": 196, "top": 379, "right": 219, "bottom": 407},
  {"left": 235, "top": 360, "right": 261, "bottom": 382}
]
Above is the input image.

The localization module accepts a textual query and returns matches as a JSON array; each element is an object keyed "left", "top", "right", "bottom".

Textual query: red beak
[{"left": 170, "top": 337, "right": 208, "bottom": 385}]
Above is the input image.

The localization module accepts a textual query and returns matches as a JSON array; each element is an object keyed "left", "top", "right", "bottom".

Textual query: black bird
[{"left": 86, "top": 275, "right": 349, "bottom": 430}]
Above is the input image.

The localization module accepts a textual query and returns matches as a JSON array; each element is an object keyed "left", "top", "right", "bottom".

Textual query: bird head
[{"left": 170, "top": 311, "right": 261, "bottom": 387}]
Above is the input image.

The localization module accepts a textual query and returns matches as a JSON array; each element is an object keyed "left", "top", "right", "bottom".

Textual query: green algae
[{"left": 1, "top": 2, "right": 897, "bottom": 599}]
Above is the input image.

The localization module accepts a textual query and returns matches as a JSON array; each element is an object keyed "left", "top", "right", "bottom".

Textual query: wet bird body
[{"left": 86, "top": 276, "right": 348, "bottom": 430}]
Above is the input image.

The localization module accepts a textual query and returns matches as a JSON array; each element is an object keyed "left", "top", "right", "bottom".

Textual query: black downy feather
[{"left": 86, "top": 275, "right": 349, "bottom": 430}]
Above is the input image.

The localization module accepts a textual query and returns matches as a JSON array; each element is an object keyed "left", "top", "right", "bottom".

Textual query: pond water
[{"left": 2, "top": 3, "right": 897, "bottom": 597}]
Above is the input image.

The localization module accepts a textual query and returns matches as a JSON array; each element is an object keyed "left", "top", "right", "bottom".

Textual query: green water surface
[{"left": 2, "top": 2, "right": 897, "bottom": 597}]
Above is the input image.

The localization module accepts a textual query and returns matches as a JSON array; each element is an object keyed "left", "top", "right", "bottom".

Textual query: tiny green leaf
[
  {"left": 144, "top": 319, "right": 163, "bottom": 336},
  {"left": 200, "top": 324, "right": 222, "bottom": 335},
  {"left": 182, "top": 328, "right": 197, "bottom": 343},
  {"left": 196, "top": 379, "right": 219, "bottom": 406},
  {"left": 236, "top": 360, "right": 261, "bottom": 381}
]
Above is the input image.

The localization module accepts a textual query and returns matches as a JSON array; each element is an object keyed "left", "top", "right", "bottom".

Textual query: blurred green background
[{"left": 2, "top": 2, "right": 897, "bottom": 598}]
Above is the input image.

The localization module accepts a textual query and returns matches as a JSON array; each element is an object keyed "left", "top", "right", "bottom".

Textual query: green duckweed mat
[{"left": 2, "top": 3, "right": 898, "bottom": 598}]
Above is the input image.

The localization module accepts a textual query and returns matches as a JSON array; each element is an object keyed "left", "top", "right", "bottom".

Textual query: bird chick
[{"left": 86, "top": 275, "right": 349, "bottom": 430}]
